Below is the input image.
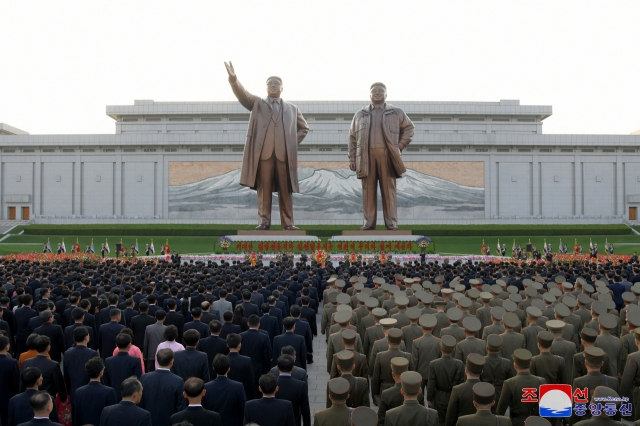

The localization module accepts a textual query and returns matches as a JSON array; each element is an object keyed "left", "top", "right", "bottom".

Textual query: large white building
[{"left": 1, "top": 99, "right": 639, "bottom": 225}]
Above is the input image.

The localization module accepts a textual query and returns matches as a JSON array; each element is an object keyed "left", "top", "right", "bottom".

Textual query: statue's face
[
  {"left": 370, "top": 85, "right": 387, "bottom": 104},
  {"left": 266, "top": 78, "right": 283, "bottom": 98}
]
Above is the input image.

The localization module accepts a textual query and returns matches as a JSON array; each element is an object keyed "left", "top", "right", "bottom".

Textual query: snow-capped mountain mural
[{"left": 168, "top": 165, "right": 485, "bottom": 220}]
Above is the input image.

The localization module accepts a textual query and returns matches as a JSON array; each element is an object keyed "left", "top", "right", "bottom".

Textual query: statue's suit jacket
[{"left": 228, "top": 76, "right": 309, "bottom": 192}]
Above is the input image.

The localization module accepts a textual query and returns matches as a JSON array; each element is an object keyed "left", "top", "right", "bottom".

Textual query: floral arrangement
[
  {"left": 250, "top": 252, "right": 258, "bottom": 266},
  {"left": 314, "top": 249, "right": 328, "bottom": 266},
  {"left": 349, "top": 253, "right": 358, "bottom": 263},
  {"left": 416, "top": 236, "right": 432, "bottom": 252},
  {"left": 217, "top": 236, "right": 232, "bottom": 251},
  {"left": 1, "top": 252, "right": 104, "bottom": 263}
]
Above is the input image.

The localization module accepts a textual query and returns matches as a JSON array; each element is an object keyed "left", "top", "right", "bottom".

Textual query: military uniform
[
  {"left": 595, "top": 314, "right": 622, "bottom": 378},
  {"left": 411, "top": 315, "right": 441, "bottom": 391},
  {"left": 370, "top": 336, "right": 407, "bottom": 370},
  {"left": 445, "top": 353, "right": 486, "bottom": 426},
  {"left": 548, "top": 323, "right": 577, "bottom": 384},
  {"left": 372, "top": 336, "right": 412, "bottom": 399},
  {"left": 427, "top": 336, "right": 465, "bottom": 425},
  {"left": 455, "top": 317, "right": 486, "bottom": 361},
  {"left": 482, "top": 335, "right": 515, "bottom": 410},
  {"left": 573, "top": 386, "right": 624, "bottom": 426},
  {"left": 316, "top": 377, "right": 353, "bottom": 426},
  {"left": 330, "top": 349, "right": 369, "bottom": 379},
  {"left": 327, "top": 320, "right": 365, "bottom": 373},
  {"left": 620, "top": 330, "right": 640, "bottom": 420},
  {"left": 455, "top": 382, "right": 512, "bottom": 426},
  {"left": 326, "top": 373, "right": 370, "bottom": 408},
  {"left": 378, "top": 358, "right": 424, "bottom": 426},
  {"left": 384, "top": 371, "right": 438, "bottom": 426},
  {"left": 499, "top": 328, "right": 525, "bottom": 366}
]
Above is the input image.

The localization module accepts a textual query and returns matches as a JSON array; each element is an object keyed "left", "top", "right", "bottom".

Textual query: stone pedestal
[
  {"left": 238, "top": 230, "right": 307, "bottom": 236},
  {"left": 342, "top": 230, "right": 412, "bottom": 236}
]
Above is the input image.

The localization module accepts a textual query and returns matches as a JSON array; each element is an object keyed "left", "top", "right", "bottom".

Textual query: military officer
[
  {"left": 411, "top": 314, "right": 441, "bottom": 394},
  {"left": 441, "top": 307, "right": 466, "bottom": 342},
  {"left": 620, "top": 311, "right": 640, "bottom": 376},
  {"left": 525, "top": 417, "right": 551, "bottom": 426},
  {"left": 572, "top": 328, "right": 612, "bottom": 383},
  {"left": 554, "top": 303, "right": 578, "bottom": 343},
  {"left": 391, "top": 297, "right": 410, "bottom": 329},
  {"left": 433, "top": 300, "right": 449, "bottom": 337},
  {"left": 499, "top": 313, "right": 525, "bottom": 365},
  {"left": 401, "top": 307, "right": 423, "bottom": 354},
  {"left": 455, "top": 382, "right": 512, "bottom": 426},
  {"left": 351, "top": 407, "right": 378, "bottom": 426},
  {"left": 522, "top": 307, "right": 544, "bottom": 356},
  {"left": 327, "top": 311, "right": 364, "bottom": 373},
  {"left": 476, "top": 292, "right": 494, "bottom": 331},
  {"left": 427, "top": 335, "right": 465, "bottom": 425},
  {"left": 326, "top": 350, "right": 370, "bottom": 408},
  {"left": 573, "top": 386, "right": 624, "bottom": 426},
  {"left": 370, "top": 318, "right": 407, "bottom": 369},
  {"left": 455, "top": 317, "right": 486, "bottom": 361},
  {"left": 445, "top": 353, "right": 486, "bottom": 426},
  {"left": 358, "top": 298, "right": 380, "bottom": 341},
  {"left": 496, "top": 349, "right": 548, "bottom": 426},
  {"left": 364, "top": 308, "right": 388, "bottom": 359},
  {"left": 372, "top": 328, "right": 412, "bottom": 405},
  {"left": 595, "top": 313, "right": 621, "bottom": 378},
  {"left": 322, "top": 291, "right": 338, "bottom": 340},
  {"left": 531, "top": 331, "right": 566, "bottom": 384},
  {"left": 330, "top": 329, "right": 369, "bottom": 379},
  {"left": 314, "top": 378, "right": 352, "bottom": 426},
  {"left": 548, "top": 320, "right": 576, "bottom": 384},
  {"left": 482, "top": 334, "right": 514, "bottom": 409},
  {"left": 619, "top": 328, "right": 640, "bottom": 420},
  {"left": 384, "top": 371, "right": 438, "bottom": 426},
  {"left": 584, "top": 301, "right": 607, "bottom": 334},
  {"left": 482, "top": 307, "right": 506, "bottom": 339},
  {"left": 378, "top": 357, "right": 424, "bottom": 426}
]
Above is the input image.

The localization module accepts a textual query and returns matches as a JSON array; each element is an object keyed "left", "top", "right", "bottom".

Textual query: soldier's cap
[
  {"left": 507, "top": 286, "right": 519, "bottom": 295},
  {"left": 525, "top": 287, "right": 538, "bottom": 297},
  {"left": 469, "top": 279, "right": 481, "bottom": 286},
  {"left": 446, "top": 307, "right": 463, "bottom": 322},
  {"left": 441, "top": 288, "right": 454, "bottom": 295},
  {"left": 623, "top": 292, "right": 636, "bottom": 303},
  {"left": 452, "top": 293, "right": 464, "bottom": 303},
  {"left": 592, "top": 386, "right": 619, "bottom": 403},
  {"left": 603, "top": 300, "right": 616, "bottom": 312},
  {"left": 577, "top": 293, "right": 592, "bottom": 306},
  {"left": 550, "top": 288, "right": 563, "bottom": 299},
  {"left": 487, "top": 334, "right": 503, "bottom": 351},
  {"left": 327, "top": 292, "right": 339, "bottom": 303},
  {"left": 491, "top": 306, "right": 506, "bottom": 321},
  {"left": 634, "top": 328, "right": 640, "bottom": 341},
  {"left": 481, "top": 284, "right": 492, "bottom": 293},
  {"left": 413, "top": 278, "right": 421, "bottom": 283},
  {"left": 510, "top": 294, "right": 523, "bottom": 303},
  {"left": 526, "top": 306, "right": 542, "bottom": 319},
  {"left": 373, "top": 277, "right": 385, "bottom": 285},
  {"left": 381, "top": 284, "right": 391, "bottom": 293},
  {"left": 562, "top": 296, "right": 577, "bottom": 309},
  {"left": 462, "top": 316, "right": 482, "bottom": 333},
  {"left": 328, "top": 377, "right": 350, "bottom": 400},
  {"left": 459, "top": 297, "right": 472, "bottom": 309},
  {"left": 430, "top": 284, "right": 441, "bottom": 294},
  {"left": 468, "top": 289, "right": 481, "bottom": 299},
  {"left": 356, "top": 293, "right": 368, "bottom": 303},
  {"left": 490, "top": 285, "right": 502, "bottom": 295},
  {"left": 350, "top": 276, "right": 360, "bottom": 283},
  {"left": 480, "top": 291, "right": 493, "bottom": 301},
  {"left": 434, "top": 300, "right": 447, "bottom": 306},
  {"left": 435, "top": 276, "right": 445, "bottom": 283},
  {"left": 440, "top": 335, "right": 457, "bottom": 352},
  {"left": 598, "top": 313, "right": 617, "bottom": 330},
  {"left": 525, "top": 417, "right": 552, "bottom": 426},
  {"left": 400, "top": 371, "right": 422, "bottom": 395},
  {"left": 358, "top": 276, "right": 367, "bottom": 284},
  {"left": 580, "top": 327, "right": 598, "bottom": 343},
  {"left": 420, "top": 293, "right": 434, "bottom": 305},
  {"left": 455, "top": 284, "right": 466, "bottom": 293},
  {"left": 537, "top": 331, "right": 554, "bottom": 347},
  {"left": 351, "top": 407, "right": 377, "bottom": 426},
  {"left": 422, "top": 280, "right": 433, "bottom": 288},
  {"left": 562, "top": 282, "right": 573, "bottom": 290},
  {"left": 337, "top": 304, "right": 353, "bottom": 313},
  {"left": 404, "top": 278, "right": 414, "bottom": 285},
  {"left": 531, "top": 299, "right": 546, "bottom": 311},
  {"left": 546, "top": 319, "right": 566, "bottom": 333},
  {"left": 584, "top": 347, "right": 605, "bottom": 365},
  {"left": 395, "top": 296, "right": 409, "bottom": 307},
  {"left": 591, "top": 301, "right": 607, "bottom": 316},
  {"left": 337, "top": 293, "right": 351, "bottom": 305},
  {"left": 503, "top": 312, "right": 520, "bottom": 329},
  {"left": 365, "top": 297, "right": 379, "bottom": 309},
  {"left": 419, "top": 314, "right": 437, "bottom": 329},
  {"left": 394, "top": 274, "right": 405, "bottom": 281},
  {"left": 354, "top": 283, "right": 365, "bottom": 291},
  {"left": 537, "top": 316, "right": 549, "bottom": 328},
  {"left": 334, "top": 311, "right": 352, "bottom": 325},
  {"left": 406, "top": 306, "right": 421, "bottom": 321},
  {"left": 327, "top": 277, "right": 337, "bottom": 284},
  {"left": 496, "top": 279, "right": 507, "bottom": 287},
  {"left": 473, "top": 382, "right": 496, "bottom": 405},
  {"left": 554, "top": 303, "right": 570, "bottom": 318},
  {"left": 411, "top": 284, "right": 423, "bottom": 293},
  {"left": 628, "top": 311, "right": 640, "bottom": 328},
  {"left": 502, "top": 300, "right": 517, "bottom": 313},
  {"left": 380, "top": 318, "right": 398, "bottom": 329},
  {"left": 513, "top": 348, "right": 533, "bottom": 368},
  {"left": 556, "top": 276, "right": 568, "bottom": 284},
  {"left": 466, "top": 353, "right": 486, "bottom": 375},
  {"left": 390, "top": 356, "right": 410, "bottom": 375},
  {"left": 543, "top": 293, "right": 556, "bottom": 304},
  {"left": 336, "top": 280, "right": 346, "bottom": 289},
  {"left": 595, "top": 280, "right": 608, "bottom": 289},
  {"left": 337, "top": 350, "right": 355, "bottom": 370},
  {"left": 547, "top": 282, "right": 559, "bottom": 291},
  {"left": 342, "top": 329, "right": 357, "bottom": 344},
  {"left": 582, "top": 283, "right": 595, "bottom": 294},
  {"left": 632, "top": 285, "right": 640, "bottom": 296},
  {"left": 372, "top": 308, "right": 387, "bottom": 319},
  {"left": 387, "top": 328, "right": 403, "bottom": 345},
  {"left": 629, "top": 304, "right": 640, "bottom": 313}
]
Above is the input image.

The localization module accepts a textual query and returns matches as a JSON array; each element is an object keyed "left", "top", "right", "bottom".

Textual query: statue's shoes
[
  {"left": 284, "top": 226, "right": 300, "bottom": 231},
  {"left": 255, "top": 225, "right": 270, "bottom": 230}
]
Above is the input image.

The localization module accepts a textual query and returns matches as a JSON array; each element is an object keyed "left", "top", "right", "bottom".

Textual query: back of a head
[
  {"left": 85, "top": 357, "right": 105, "bottom": 379},
  {"left": 227, "top": 333, "right": 241, "bottom": 349},
  {"left": 34, "top": 336, "right": 50, "bottom": 353},
  {"left": 120, "top": 376, "right": 142, "bottom": 399},
  {"left": 73, "top": 326, "right": 89, "bottom": 343},
  {"left": 183, "top": 377, "right": 205, "bottom": 398},
  {"left": 21, "top": 367, "right": 42, "bottom": 388},
  {"left": 209, "top": 320, "right": 222, "bottom": 334},
  {"left": 277, "top": 355, "right": 295, "bottom": 373},
  {"left": 155, "top": 309, "right": 167, "bottom": 321},
  {"left": 30, "top": 391, "right": 51, "bottom": 413},
  {"left": 213, "top": 353, "right": 231, "bottom": 376},
  {"left": 283, "top": 317, "right": 296, "bottom": 331},
  {"left": 183, "top": 329, "right": 200, "bottom": 347},
  {"left": 261, "top": 303, "right": 270, "bottom": 314},
  {"left": 259, "top": 373, "right": 278, "bottom": 394},
  {"left": 110, "top": 308, "right": 121, "bottom": 320},
  {"left": 156, "top": 348, "right": 174, "bottom": 368},
  {"left": 290, "top": 305, "right": 301, "bottom": 317},
  {"left": 115, "top": 332, "right": 132, "bottom": 349},
  {"left": 248, "top": 315, "right": 260, "bottom": 327},
  {"left": 223, "top": 311, "right": 234, "bottom": 322},
  {"left": 163, "top": 325, "right": 179, "bottom": 341},
  {"left": 281, "top": 345, "right": 296, "bottom": 357}
]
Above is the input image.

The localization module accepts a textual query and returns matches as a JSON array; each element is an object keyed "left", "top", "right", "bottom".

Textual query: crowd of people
[{"left": 0, "top": 255, "right": 640, "bottom": 426}]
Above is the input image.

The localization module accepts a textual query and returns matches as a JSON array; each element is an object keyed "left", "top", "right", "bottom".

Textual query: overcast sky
[{"left": 1, "top": 1, "right": 639, "bottom": 135}]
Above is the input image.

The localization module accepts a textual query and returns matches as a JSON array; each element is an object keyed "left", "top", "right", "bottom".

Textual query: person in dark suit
[
  {"left": 122, "top": 299, "right": 139, "bottom": 327},
  {"left": 21, "top": 336, "right": 66, "bottom": 409},
  {"left": 63, "top": 308, "right": 96, "bottom": 350},
  {"left": 240, "top": 315, "right": 272, "bottom": 388},
  {"left": 33, "top": 310, "right": 65, "bottom": 362},
  {"left": 98, "top": 309, "right": 125, "bottom": 360},
  {"left": 99, "top": 377, "right": 152, "bottom": 426},
  {"left": 14, "top": 297, "right": 38, "bottom": 355},
  {"left": 269, "top": 346, "right": 308, "bottom": 384},
  {"left": 183, "top": 307, "right": 209, "bottom": 338},
  {"left": 267, "top": 296, "right": 284, "bottom": 331},
  {"left": 104, "top": 333, "right": 142, "bottom": 401},
  {"left": 139, "top": 348, "right": 185, "bottom": 426},
  {"left": 171, "top": 377, "right": 222, "bottom": 426},
  {"left": 16, "top": 391, "right": 62, "bottom": 426},
  {"left": 226, "top": 333, "right": 257, "bottom": 400},
  {"left": 272, "top": 318, "right": 307, "bottom": 370},
  {"left": 197, "top": 320, "right": 229, "bottom": 379},
  {"left": 164, "top": 299, "right": 185, "bottom": 343},
  {"left": 290, "top": 306, "right": 313, "bottom": 363},
  {"left": 203, "top": 354, "right": 246, "bottom": 426},
  {"left": 172, "top": 329, "right": 210, "bottom": 382},
  {"left": 274, "top": 355, "right": 311, "bottom": 426},
  {"left": 260, "top": 303, "right": 281, "bottom": 344},
  {"left": 220, "top": 312, "right": 242, "bottom": 340},
  {"left": 244, "top": 373, "right": 296, "bottom": 426},
  {"left": 8, "top": 368, "right": 51, "bottom": 426},
  {"left": 200, "top": 302, "right": 220, "bottom": 327},
  {"left": 129, "top": 302, "right": 155, "bottom": 350},
  {"left": 62, "top": 326, "right": 98, "bottom": 406},
  {"left": 300, "top": 298, "right": 317, "bottom": 336},
  {"left": 73, "top": 357, "right": 117, "bottom": 426},
  {"left": 241, "top": 292, "right": 260, "bottom": 318},
  {"left": 97, "top": 295, "right": 126, "bottom": 327},
  {"left": 0, "top": 335, "right": 20, "bottom": 426}
]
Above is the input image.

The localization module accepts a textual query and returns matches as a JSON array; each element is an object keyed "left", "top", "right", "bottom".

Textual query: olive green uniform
[
  {"left": 313, "top": 404, "right": 352, "bottom": 426},
  {"left": 482, "top": 323, "right": 505, "bottom": 340},
  {"left": 522, "top": 325, "right": 544, "bottom": 356},
  {"left": 551, "top": 338, "right": 577, "bottom": 384},
  {"left": 595, "top": 333, "right": 621, "bottom": 378},
  {"left": 327, "top": 329, "right": 364, "bottom": 373},
  {"left": 572, "top": 351, "right": 611, "bottom": 383},
  {"left": 330, "top": 350, "right": 369, "bottom": 379},
  {"left": 372, "top": 348, "right": 412, "bottom": 398},
  {"left": 530, "top": 352, "right": 566, "bottom": 384},
  {"left": 441, "top": 324, "right": 466, "bottom": 342},
  {"left": 384, "top": 400, "right": 438, "bottom": 426},
  {"left": 427, "top": 355, "right": 465, "bottom": 424},
  {"left": 481, "top": 354, "right": 514, "bottom": 411},
  {"left": 401, "top": 324, "right": 423, "bottom": 354},
  {"left": 364, "top": 324, "right": 385, "bottom": 358},
  {"left": 325, "top": 373, "right": 370, "bottom": 408},
  {"left": 499, "top": 330, "right": 525, "bottom": 365},
  {"left": 619, "top": 333, "right": 638, "bottom": 376},
  {"left": 456, "top": 410, "right": 512, "bottom": 426},
  {"left": 454, "top": 337, "right": 487, "bottom": 362},
  {"left": 411, "top": 334, "right": 441, "bottom": 390},
  {"left": 570, "top": 372, "right": 619, "bottom": 425},
  {"left": 378, "top": 383, "right": 425, "bottom": 426},
  {"left": 445, "top": 379, "right": 482, "bottom": 426},
  {"left": 370, "top": 338, "right": 407, "bottom": 369},
  {"left": 496, "top": 372, "right": 547, "bottom": 426}
]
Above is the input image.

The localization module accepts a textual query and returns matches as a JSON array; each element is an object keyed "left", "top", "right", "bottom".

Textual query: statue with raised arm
[{"left": 224, "top": 61, "right": 309, "bottom": 230}]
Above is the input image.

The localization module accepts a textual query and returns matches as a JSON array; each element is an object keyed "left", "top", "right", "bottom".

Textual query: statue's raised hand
[{"left": 224, "top": 61, "right": 236, "bottom": 77}]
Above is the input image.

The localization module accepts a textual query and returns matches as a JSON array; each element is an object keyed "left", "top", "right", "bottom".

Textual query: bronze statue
[
  {"left": 348, "top": 83, "right": 415, "bottom": 230},
  {"left": 224, "top": 61, "right": 309, "bottom": 230}
]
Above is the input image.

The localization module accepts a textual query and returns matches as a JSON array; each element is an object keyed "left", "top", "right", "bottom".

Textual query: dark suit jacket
[
  {"left": 62, "top": 345, "right": 98, "bottom": 404},
  {"left": 97, "top": 306, "right": 126, "bottom": 327},
  {"left": 122, "top": 308, "right": 139, "bottom": 327},
  {"left": 276, "top": 376, "right": 311, "bottom": 426},
  {"left": 197, "top": 335, "right": 229, "bottom": 378},
  {"left": 21, "top": 355, "right": 66, "bottom": 401},
  {"left": 73, "top": 381, "right": 117, "bottom": 426},
  {"left": 244, "top": 397, "right": 296, "bottom": 426},
  {"left": 104, "top": 352, "right": 143, "bottom": 401},
  {"left": 8, "top": 389, "right": 40, "bottom": 426},
  {"left": 227, "top": 352, "right": 257, "bottom": 400},
  {"left": 270, "top": 366, "right": 308, "bottom": 384},
  {"left": 203, "top": 376, "right": 246, "bottom": 426},
  {"left": 139, "top": 369, "right": 185, "bottom": 426},
  {"left": 293, "top": 318, "right": 313, "bottom": 353},
  {"left": 15, "top": 306, "right": 37, "bottom": 342},
  {"left": 171, "top": 347, "right": 210, "bottom": 382},
  {"left": 183, "top": 319, "right": 209, "bottom": 338},
  {"left": 170, "top": 405, "right": 222, "bottom": 426},
  {"left": 201, "top": 310, "right": 221, "bottom": 327},
  {"left": 220, "top": 322, "right": 241, "bottom": 340},
  {"left": 33, "top": 323, "right": 65, "bottom": 362},
  {"left": 240, "top": 329, "right": 272, "bottom": 382},
  {"left": 15, "top": 418, "right": 61, "bottom": 426},
  {"left": 272, "top": 332, "right": 307, "bottom": 370},
  {"left": 260, "top": 314, "right": 281, "bottom": 344},
  {"left": 130, "top": 314, "right": 155, "bottom": 349},
  {"left": 269, "top": 306, "right": 284, "bottom": 331},
  {"left": 63, "top": 323, "right": 95, "bottom": 350},
  {"left": 98, "top": 322, "right": 125, "bottom": 360},
  {"left": 164, "top": 311, "right": 185, "bottom": 343},
  {"left": 0, "top": 355, "right": 20, "bottom": 426},
  {"left": 241, "top": 302, "right": 259, "bottom": 318},
  {"left": 100, "top": 400, "right": 152, "bottom": 426}
]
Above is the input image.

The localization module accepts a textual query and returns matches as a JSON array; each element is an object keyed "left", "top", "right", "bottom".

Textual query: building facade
[{"left": 0, "top": 99, "right": 639, "bottom": 225}]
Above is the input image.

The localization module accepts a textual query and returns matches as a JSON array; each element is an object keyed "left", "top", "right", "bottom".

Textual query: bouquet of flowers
[
  {"left": 250, "top": 252, "right": 258, "bottom": 266},
  {"left": 217, "top": 236, "right": 232, "bottom": 251},
  {"left": 349, "top": 253, "right": 358, "bottom": 263},
  {"left": 314, "top": 249, "right": 327, "bottom": 267},
  {"left": 380, "top": 252, "right": 388, "bottom": 264},
  {"left": 416, "top": 236, "right": 431, "bottom": 252}
]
